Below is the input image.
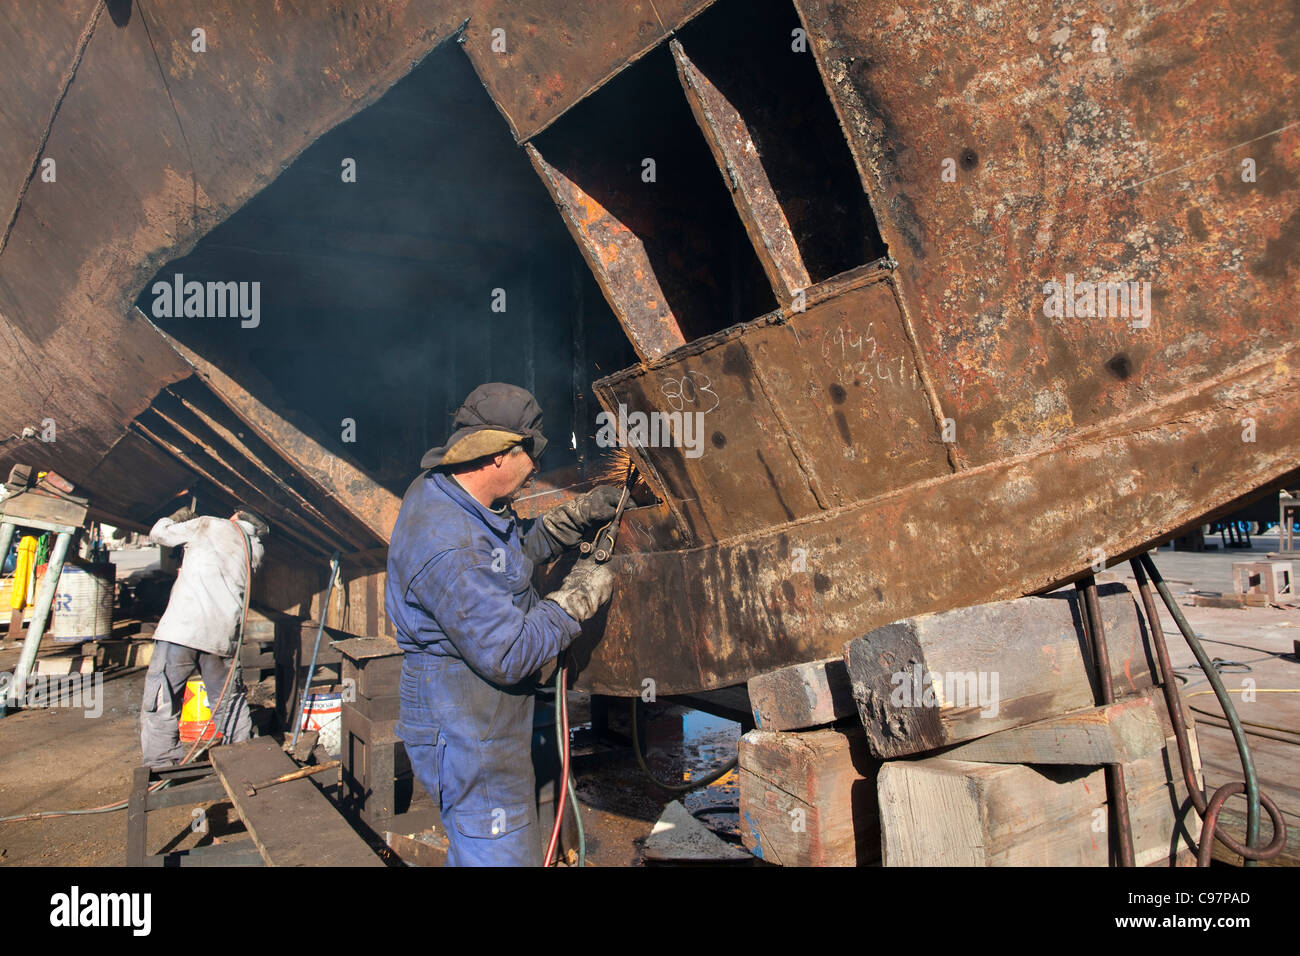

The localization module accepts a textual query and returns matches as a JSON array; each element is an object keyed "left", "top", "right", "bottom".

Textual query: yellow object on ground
[{"left": 10, "top": 536, "right": 36, "bottom": 610}]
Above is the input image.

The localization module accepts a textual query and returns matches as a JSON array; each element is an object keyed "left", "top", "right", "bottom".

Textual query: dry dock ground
[{"left": 0, "top": 538, "right": 1294, "bottom": 866}]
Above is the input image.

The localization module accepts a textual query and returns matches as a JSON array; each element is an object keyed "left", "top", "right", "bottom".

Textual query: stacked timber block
[
  {"left": 239, "top": 607, "right": 281, "bottom": 688},
  {"left": 336, "top": 637, "right": 438, "bottom": 836},
  {"left": 740, "top": 584, "right": 1203, "bottom": 866},
  {"left": 1231, "top": 561, "right": 1293, "bottom": 603}
]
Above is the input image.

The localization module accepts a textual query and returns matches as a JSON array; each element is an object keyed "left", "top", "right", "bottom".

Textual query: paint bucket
[
  {"left": 299, "top": 691, "right": 342, "bottom": 755},
  {"left": 178, "top": 677, "right": 220, "bottom": 743},
  {"left": 50, "top": 562, "right": 114, "bottom": 643}
]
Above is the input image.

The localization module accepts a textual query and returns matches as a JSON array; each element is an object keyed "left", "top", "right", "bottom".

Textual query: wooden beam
[
  {"left": 844, "top": 586, "right": 1155, "bottom": 758},
  {"left": 672, "top": 40, "right": 811, "bottom": 306},
  {"left": 747, "top": 655, "right": 856, "bottom": 731},
  {"left": 737, "top": 725, "right": 880, "bottom": 866},
  {"left": 209, "top": 736, "right": 382, "bottom": 867},
  {"left": 876, "top": 736, "right": 1201, "bottom": 867},
  {"left": 940, "top": 695, "right": 1165, "bottom": 765}
]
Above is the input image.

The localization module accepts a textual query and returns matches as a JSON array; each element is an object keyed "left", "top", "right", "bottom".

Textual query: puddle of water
[{"left": 650, "top": 706, "right": 742, "bottom": 840}]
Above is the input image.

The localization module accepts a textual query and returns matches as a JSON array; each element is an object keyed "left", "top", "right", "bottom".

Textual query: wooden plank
[
  {"left": 844, "top": 586, "right": 1154, "bottom": 758},
  {"left": 876, "top": 733, "right": 1201, "bottom": 867},
  {"left": 209, "top": 737, "right": 382, "bottom": 867},
  {"left": 144, "top": 840, "right": 266, "bottom": 868},
  {"left": 940, "top": 695, "right": 1165, "bottom": 765},
  {"left": 125, "top": 765, "right": 148, "bottom": 867},
  {"left": 737, "top": 725, "right": 880, "bottom": 866},
  {"left": 747, "top": 656, "right": 855, "bottom": 731}
]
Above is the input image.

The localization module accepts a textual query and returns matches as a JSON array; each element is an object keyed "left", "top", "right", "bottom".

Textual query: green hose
[{"left": 1140, "top": 554, "right": 1261, "bottom": 864}]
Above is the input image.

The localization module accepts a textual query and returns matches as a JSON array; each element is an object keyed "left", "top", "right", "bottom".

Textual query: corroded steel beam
[
  {"left": 671, "top": 39, "right": 810, "bottom": 306},
  {"left": 526, "top": 144, "right": 687, "bottom": 362},
  {"left": 132, "top": 416, "right": 329, "bottom": 559},
  {"left": 150, "top": 391, "right": 370, "bottom": 553},
  {"left": 166, "top": 381, "right": 381, "bottom": 551},
  {"left": 155, "top": 327, "right": 399, "bottom": 544}
]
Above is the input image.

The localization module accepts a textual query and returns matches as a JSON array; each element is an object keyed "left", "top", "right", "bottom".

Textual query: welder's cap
[{"left": 420, "top": 383, "right": 548, "bottom": 470}]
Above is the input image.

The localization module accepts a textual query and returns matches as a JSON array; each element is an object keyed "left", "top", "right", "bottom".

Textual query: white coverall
[{"left": 139, "top": 515, "right": 264, "bottom": 767}]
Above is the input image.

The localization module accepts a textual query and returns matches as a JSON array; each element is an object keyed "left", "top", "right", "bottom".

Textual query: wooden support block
[
  {"left": 210, "top": 736, "right": 382, "bottom": 866},
  {"left": 98, "top": 639, "right": 152, "bottom": 668},
  {"left": 297, "top": 621, "right": 343, "bottom": 665},
  {"left": 876, "top": 719, "right": 1201, "bottom": 867},
  {"left": 341, "top": 700, "right": 420, "bottom": 831},
  {"left": 350, "top": 691, "right": 400, "bottom": 722},
  {"left": 844, "top": 586, "right": 1154, "bottom": 758},
  {"left": 336, "top": 636, "right": 403, "bottom": 698},
  {"left": 747, "top": 656, "right": 855, "bottom": 731},
  {"left": 941, "top": 695, "right": 1165, "bottom": 765},
  {"left": 1232, "top": 561, "right": 1293, "bottom": 600},
  {"left": 33, "top": 655, "right": 94, "bottom": 675},
  {"left": 738, "top": 725, "right": 880, "bottom": 866}
]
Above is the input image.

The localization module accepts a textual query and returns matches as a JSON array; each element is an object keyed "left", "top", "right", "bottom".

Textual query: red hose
[{"left": 543, "top": 662, "right": 571, "bottom": 866}]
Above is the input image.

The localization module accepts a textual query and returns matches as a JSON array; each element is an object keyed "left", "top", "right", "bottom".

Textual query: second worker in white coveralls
[{"left": 139, "top": 506, "right": 268, "bottom": 768}]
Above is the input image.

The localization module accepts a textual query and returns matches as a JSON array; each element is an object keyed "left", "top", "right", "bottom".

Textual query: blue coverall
[{"left": 385, "top": 470, "right": 580, "bottom": 866}]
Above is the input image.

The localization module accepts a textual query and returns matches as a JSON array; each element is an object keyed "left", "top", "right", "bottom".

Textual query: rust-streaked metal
[
  {"left": 526, "top": 145, "right": 687, "bottom": 362},
  {"left": 792, "top": 0, "right": 1300, "bottom": 470},
  {"left": 156, "top": 328, "right": 401, "bottom": 544},
  {"left": 461, "top": 0, "right": 716, "bottom": 142},
  {"left": 671, "top": 39, "right": 811, "bottom": 305},
  {"left": 0, "top": 0, "right": 469, "bottom": 517},
  {"left": 593, "top": 272, "right": 949, "bottom": 539},
  {"left": 575, "top": 347, "right": 1298, "bottom": 694}
]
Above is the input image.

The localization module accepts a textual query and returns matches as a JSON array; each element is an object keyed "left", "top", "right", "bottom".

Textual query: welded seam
[
  {"left": 744, "top": 342, "right": 831, "bottom": 510},
  {"left": 0, "top": 0, "right": 105, "bottom": 260},
  {"left": 137, "top": 0, "right": 198, "bottom": 225},
  {"left": 886, "top": 276, "right": 962, "bottom": 474},
  {"left": 673, "top": 340, "right": 1300, "bottom": 556},
  {"left": 787, "top": 2, "right": 959, "bottom": 473}
]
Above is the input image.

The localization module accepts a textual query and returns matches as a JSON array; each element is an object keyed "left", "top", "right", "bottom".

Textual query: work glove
[
  {"left": 545, "top": 556, "right": 615, "bottom": 623},
  {"left": 168, "top": 506, "right": 196, "bottom": 523},
  {"left": 540, "top": 484, "right": 623, "bottom": 549}
]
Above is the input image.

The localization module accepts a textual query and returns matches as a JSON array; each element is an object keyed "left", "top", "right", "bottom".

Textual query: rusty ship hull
[{"left": 0, "top": 0, "right": 1295, "bottom": 695}]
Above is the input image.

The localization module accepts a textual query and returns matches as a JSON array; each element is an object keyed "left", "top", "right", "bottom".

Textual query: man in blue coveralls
[{"left": 386, "top": 383, "right": 621, "bottom": 866}]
